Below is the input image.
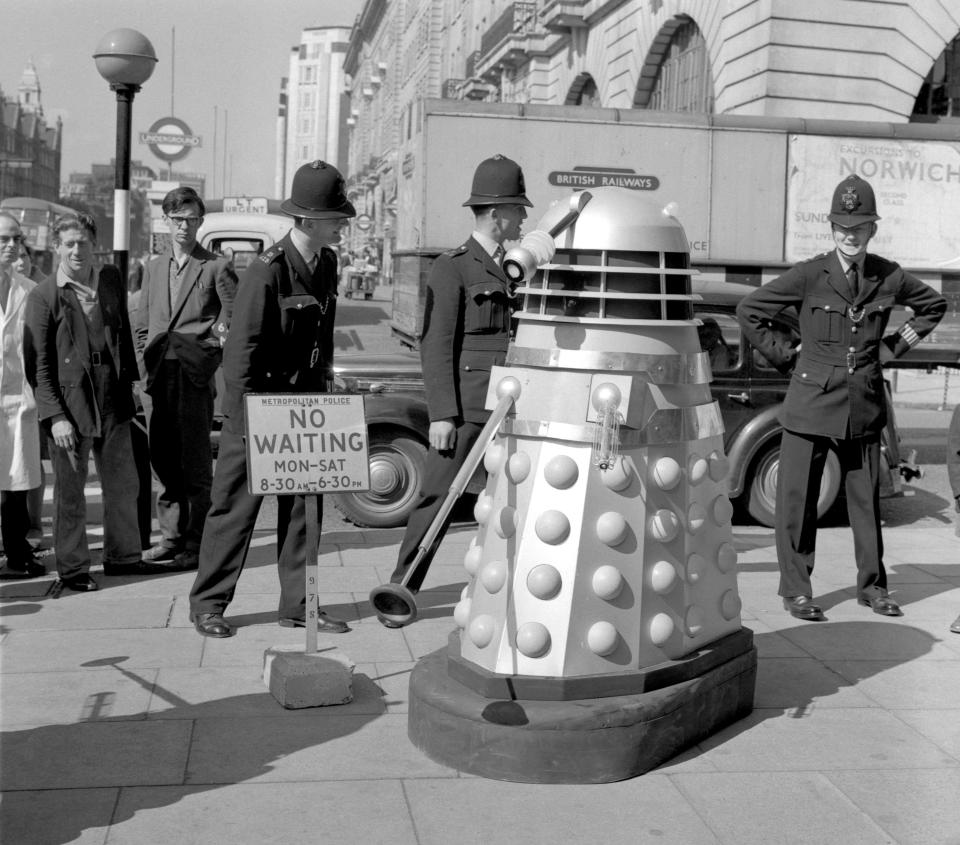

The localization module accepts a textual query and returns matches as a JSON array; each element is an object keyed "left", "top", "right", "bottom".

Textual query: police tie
[{"left": 847, "top": 262, "right": 859, "bottom": 300}]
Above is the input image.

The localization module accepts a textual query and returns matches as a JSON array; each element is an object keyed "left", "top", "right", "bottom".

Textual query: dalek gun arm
[{"left": 502, "top": 191, "right": 593, "bottom": 284}]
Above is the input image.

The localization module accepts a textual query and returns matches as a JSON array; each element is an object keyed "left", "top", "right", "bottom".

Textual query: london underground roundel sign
[{"left": 139, "top": 116, "right": 202, "bottom": 164}]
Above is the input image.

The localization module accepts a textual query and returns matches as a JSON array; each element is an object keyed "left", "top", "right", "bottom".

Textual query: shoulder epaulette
[
  {"left": 444, "top": 243, "right": 469, "bottom": 257},
  {"left": 258, "top": 243, "right": 284, "bottom": 265}
]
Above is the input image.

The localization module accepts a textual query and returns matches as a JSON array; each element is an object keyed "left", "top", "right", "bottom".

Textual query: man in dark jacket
[
  {"left": 22, "top": 213, "right": 155, "bottom": 591},
  {"left": 134, "top": 187, "right": 237, "bottom": 569},
  {"left": 375, "top": 155, "right": 531, "bottom": 627},
  {"left": 188, "top": 161, "right": 354, "bottom": 638},
  {"left": 738, "top": 175, "right": 946, "bottom": 621}
]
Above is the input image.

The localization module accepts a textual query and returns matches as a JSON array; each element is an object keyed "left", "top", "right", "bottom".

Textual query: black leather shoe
[
  {"left": 141, "top": 544, "right": 179, "bottom": 562},
  {"left": 0, "top": 557, "right": 46, "bottom": 579},
  {"left": 783, "top": 595, "right": 825, "bottom": 621},
  {"left": 191, "top": 612, "right": 234, "bottom": 638},
  {"left": 278, "top": 612, "right": 349, "bottom": 633},
  {"left": 103, "top": 559, "right": 182, "bottom": 576},
  {"left": 60, "top": 573, "right": 99, "bottom": 592},
  {"left": 858, "top": 595, "right": 903, "bottom": 617},
  {"left": 170, "top": 551, "right": 199, "bottom": 571}
]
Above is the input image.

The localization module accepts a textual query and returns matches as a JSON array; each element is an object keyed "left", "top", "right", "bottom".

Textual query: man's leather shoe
[
  {"left": 171, "top": 551, "right": 199, "bottom": 571},
  {"left": 783, "top": 595, "right": 825, "bottom": 621},
  {"left": 103, "top": 559, "right": 181, "bottom": 576},
  {"left": 278, "top": 612, "right": 349, "bottom": 633},
  {"left": 191, "top": 612, "right": 233, "bottom": 638},
  {"left": 950, "top": 614, "right": 960, "bottom": 634},
  {"left": 141, "top": 544, "right": 179, "bottom": 562},
  {"left": 0, "top": 557, "right": 46, "bottom": 579},
  {"left": 60, "top": 573, "right": 99, "bottom": 592},
  {"left": 858, "top": 594, "right": 903, "bottom": 617}
]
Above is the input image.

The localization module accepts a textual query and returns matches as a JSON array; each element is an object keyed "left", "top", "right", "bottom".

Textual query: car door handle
[{"left": 727, "top": 392, "right": 751, "bottom": 405}]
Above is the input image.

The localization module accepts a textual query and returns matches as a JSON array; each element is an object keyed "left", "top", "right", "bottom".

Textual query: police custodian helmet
[
  {"left": 827, "top": 174, "right": 880, "bottom": 227},
  {"left": 280, "top": 160, "right": 357, "bottom": 219},
  {"left": 463, "top": 154, "right": 533, "bottom": 207}
]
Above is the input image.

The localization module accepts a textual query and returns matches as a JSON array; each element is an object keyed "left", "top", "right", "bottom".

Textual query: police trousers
[
  {"left": 776, "top": 428, "right": 886, "bottom": 600},
  {"left": 390, "top": 420, "right": 483, "bottom": 592},
  {"left": 189, "top": 428, "right": 320, "bottom": 619}
]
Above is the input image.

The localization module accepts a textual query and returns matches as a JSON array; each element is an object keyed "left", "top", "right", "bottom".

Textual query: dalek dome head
[
  {"left": 538, "top": 187, "right": 688, "bottom": 253},
  {"left": 515, "top": 187, "right": 695, "bottom": 323}
]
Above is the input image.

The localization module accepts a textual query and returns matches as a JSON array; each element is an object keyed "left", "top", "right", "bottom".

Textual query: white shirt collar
[
  {"left": 289, "top": 227, "right": 319, "bottom": 266},
  {"left": 471, "top": 230, "right": 501, "bottom": 258},
  {"left": 56, "top": 265, "right": 97, "bottom": 297},
  {"left": 835, "top": 250, "right": 864, "bottom": 275}
]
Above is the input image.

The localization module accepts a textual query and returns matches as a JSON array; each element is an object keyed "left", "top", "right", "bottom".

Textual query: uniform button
[
  {"left": 824, "top": 305, "right": 831, "bottom": 311},
  {"left": 852, "top": 326, "right": 858, "bottom": 334},
  {"left": 464, "top": 365, "right": 472, "bottom": 371},
  {"left": 64, "top": 357, "right": 70, "bottom": 363},
  {"left": 801, "top": 372, "right": 807, "bottom": 378},
  {"left": 849, "top": 346, "right": 855, "bottom": 352}
]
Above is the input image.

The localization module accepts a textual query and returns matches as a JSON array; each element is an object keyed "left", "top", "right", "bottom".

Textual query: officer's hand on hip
[{"left": 430, "top": 419, "right": 457, "bottom": 452}]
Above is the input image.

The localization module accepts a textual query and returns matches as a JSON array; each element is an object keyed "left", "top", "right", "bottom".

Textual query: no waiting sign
[{"left": 244, "top": 394, "right": 370, "bottom": 496}]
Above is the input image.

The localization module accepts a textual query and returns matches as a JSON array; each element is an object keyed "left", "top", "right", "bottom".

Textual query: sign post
[{"left": 244, "top": 393, "right": 370, "bottom": 653}]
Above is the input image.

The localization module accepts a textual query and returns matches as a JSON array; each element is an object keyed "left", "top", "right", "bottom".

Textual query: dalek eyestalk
[{"left": 502, "top": 191, "right": 593, "bottom": 283}]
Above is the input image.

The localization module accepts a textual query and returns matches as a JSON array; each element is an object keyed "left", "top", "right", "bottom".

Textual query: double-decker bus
[{"left": 0, "top": 196, "right": 77, "bottom": 277}]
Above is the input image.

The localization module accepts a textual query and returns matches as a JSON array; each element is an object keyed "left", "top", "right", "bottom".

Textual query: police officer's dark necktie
[{"left": 847, "top": 262, "right": 859, "bottom": 299}]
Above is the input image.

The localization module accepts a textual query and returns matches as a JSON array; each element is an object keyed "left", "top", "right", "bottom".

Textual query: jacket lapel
[
  {"left": 172, "top": 251, "right": 203, "bottom": 318},
  {"left": 58, "top": 283, "right": 91, "bottom": 369},
  {"left": 468, "top": 237, "right": 506, "bottom": 283},
  {"left": 825, "top": 252, "right": 854, "bottom": 304},
  {"left": 857, "top": 254, "right": 882, "bottom": 305}
]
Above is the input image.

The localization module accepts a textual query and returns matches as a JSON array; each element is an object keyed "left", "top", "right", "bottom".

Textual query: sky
[{"left": 1, "top": 0, "right": 364, "bottom": 198}]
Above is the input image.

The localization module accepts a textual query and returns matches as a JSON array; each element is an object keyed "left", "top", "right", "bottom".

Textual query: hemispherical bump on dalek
[{"left": 408, "top": 188, "right": 757, "bottom": 782}]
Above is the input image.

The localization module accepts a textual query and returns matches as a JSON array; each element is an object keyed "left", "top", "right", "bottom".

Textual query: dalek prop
[{"left": 406, "top": 187, "right": 757, "bottom": 784}]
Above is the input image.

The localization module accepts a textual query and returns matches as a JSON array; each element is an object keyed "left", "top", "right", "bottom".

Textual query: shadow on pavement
[{"left": 0, "top": 658, "right": 383, "bottom": 845}]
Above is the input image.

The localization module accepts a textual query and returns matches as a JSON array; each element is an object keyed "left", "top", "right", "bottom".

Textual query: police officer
[
  {"left": 737, "top": 175, "right": 946, "bottom": 621},
  {"left": 188, "top": 161, "right": 355, "bottom": 638},
  {"left": 376, "top": 155, "right": 531, "bottom": 626}
]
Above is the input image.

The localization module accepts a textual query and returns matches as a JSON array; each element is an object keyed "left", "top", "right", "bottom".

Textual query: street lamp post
[{"left": 93, "top": 28, "right": 157, "bottom": 285}]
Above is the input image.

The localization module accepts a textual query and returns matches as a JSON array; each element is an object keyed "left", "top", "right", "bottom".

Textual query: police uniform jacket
[
  {"left": 737, "top": 250, "right": 946, "bottom": 438},
  {"left": 219, "top": 232, "right": 337, "bottom": 435},
  {"left": 134, "top": 243, "right": 237, "bottom": 392},
  {"left": 22, "top": 265, "right": 139, "bottom": 437},
  {"left": 421, "top": 236, "right": 512, "bottom": 425}
]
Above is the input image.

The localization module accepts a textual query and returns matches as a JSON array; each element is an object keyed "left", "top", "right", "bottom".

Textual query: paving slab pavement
[{"left": 3, "top": 512, "right": 960, "bottom": 845}]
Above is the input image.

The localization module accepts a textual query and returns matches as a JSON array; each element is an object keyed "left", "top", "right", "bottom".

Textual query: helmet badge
[{"left": 840, "top": 187, "right": 860, "bottom": 212}]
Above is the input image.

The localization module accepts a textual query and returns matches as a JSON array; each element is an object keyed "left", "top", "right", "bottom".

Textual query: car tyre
[
  {"left": 745, "top": 439, "right": 842, "bottom": 527},
  {"left": 332, "top": 428, "right": 427, "bottom": 528}
]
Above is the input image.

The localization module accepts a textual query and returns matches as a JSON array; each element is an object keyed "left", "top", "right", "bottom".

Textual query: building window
[
  {"left": 565, "top": 73, "right": 601, "bottom": 106},
  {"left": 912, "top": 35, "right": 960, "bottom": 118},
  {"left": 301, "top": 65, "right": 316, "bottom": 84},
  {"left": 637, "top": 16, "right": 714, "bottom": 113}
]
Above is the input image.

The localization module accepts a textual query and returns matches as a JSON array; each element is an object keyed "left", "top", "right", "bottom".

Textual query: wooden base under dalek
[{"left": 244, "top": 393, "right": 371, "bottom": 709}]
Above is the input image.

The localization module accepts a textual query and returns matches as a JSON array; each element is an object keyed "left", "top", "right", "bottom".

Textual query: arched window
[
  {"left": 912, "top": 35, "right": 960, "bottom": 119},
  {"left": 635, "top": 16, "right": 714, "bottom": 113},
  {"left": 565, "top": 73, "right": 601, "bottom": 106}
]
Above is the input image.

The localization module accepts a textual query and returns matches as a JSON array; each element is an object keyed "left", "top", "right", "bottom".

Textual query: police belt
[
  {"left": 799, "top": 348, "right": 876, "bottom": 371},
  {"left": 461, "top": 334, "right": 508, "bottom": 352}
]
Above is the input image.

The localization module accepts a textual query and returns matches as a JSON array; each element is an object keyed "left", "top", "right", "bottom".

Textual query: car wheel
[
  {"left": 332, "top": 428, "right": 427, "bottom": 528},
  {"left": 745, "top": 440, "right": 842, "bottom": 527}
]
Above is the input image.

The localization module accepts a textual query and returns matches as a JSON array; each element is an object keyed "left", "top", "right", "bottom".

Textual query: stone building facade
[{"left": 341, "top": 0, "right": 960, "bottom": 273}]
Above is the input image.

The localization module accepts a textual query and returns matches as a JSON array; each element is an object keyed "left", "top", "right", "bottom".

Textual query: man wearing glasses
[{"left": 133, "top": 187, "right": 237, "bottom": 570}]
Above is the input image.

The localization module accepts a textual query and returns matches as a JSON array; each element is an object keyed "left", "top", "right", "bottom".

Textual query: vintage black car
[{"left": 330, "top": 281, "right": 951, "bottom": 529}]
